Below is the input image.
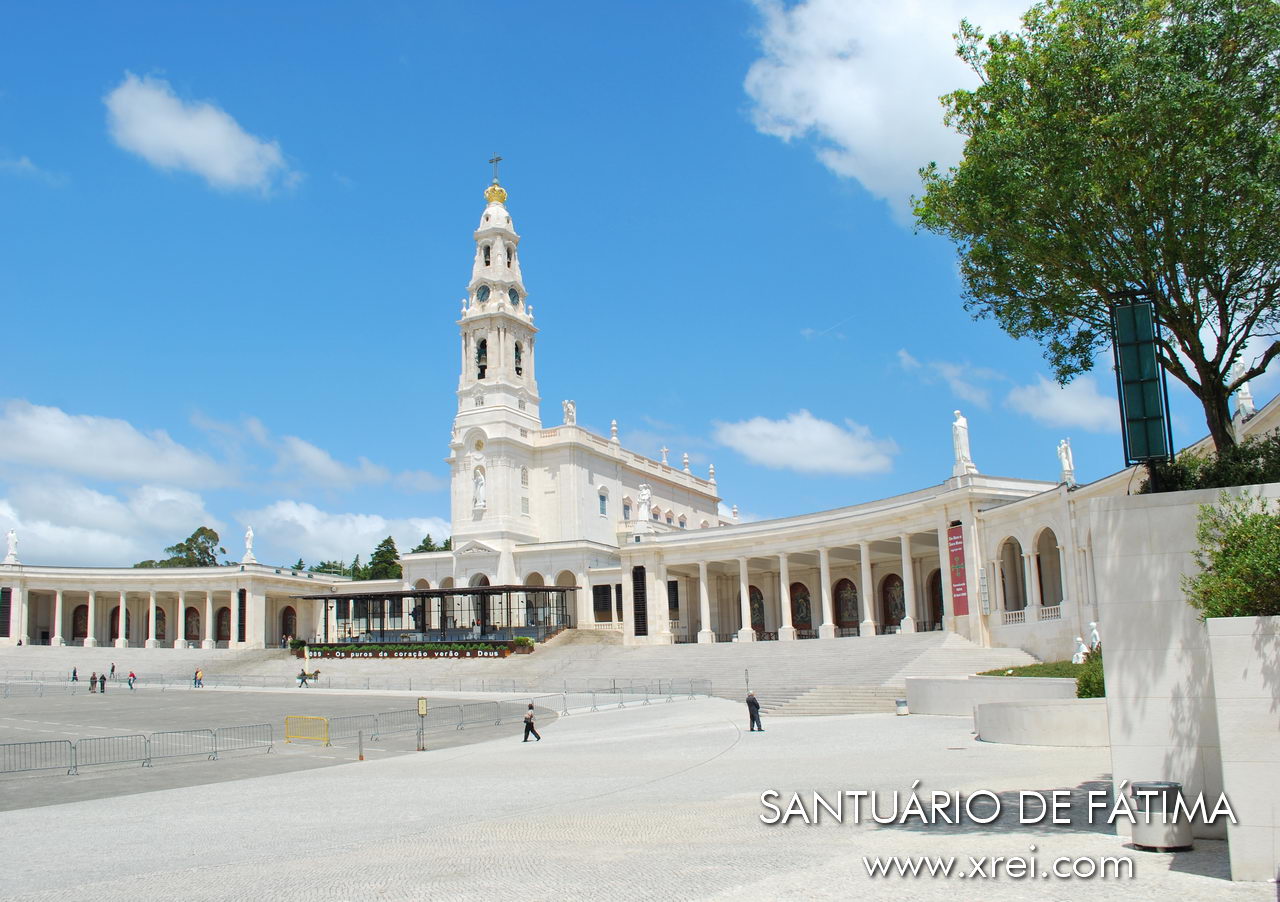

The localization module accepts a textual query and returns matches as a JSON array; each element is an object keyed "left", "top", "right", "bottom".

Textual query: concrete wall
[
  {"left": 906, "top": 674, "right": 1077, "bottom": 716},
  {"left": 1089, "top": 484, "right": 1280, "bottom": 842},
  {"left": 1207, "top": 615, "right": 1280, "bottom": 882},
  {"left": 975, "top": 698, "right": 1109, "bottom": 747}
]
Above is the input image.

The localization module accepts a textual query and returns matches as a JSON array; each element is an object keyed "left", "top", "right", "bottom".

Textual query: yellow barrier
[{"left": 284, "top": 715, "right": 330, "bottom": 746}]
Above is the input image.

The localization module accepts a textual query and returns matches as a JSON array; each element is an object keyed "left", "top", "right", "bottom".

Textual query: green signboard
[{"left": 1111, "top": 300, "right": 1173, "bottom": 464}]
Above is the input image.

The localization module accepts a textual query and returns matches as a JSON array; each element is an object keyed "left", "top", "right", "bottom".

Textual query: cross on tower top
[{"left": 489, "top": 153, "right": 503, "bottom": 183}]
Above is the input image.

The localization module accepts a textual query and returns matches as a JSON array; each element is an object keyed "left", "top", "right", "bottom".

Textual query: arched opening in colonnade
[
  {"left": 185, "top": 607, "right": 201, "bottom": 642},
  {"left": 216, "top": 607, "right": 231, "bottom": 642},
  {"left": 834, "top": 578, "right": 859, "bottom": 629},
  {"left": 149, "top": 608, "right": 166, "bottom": 642},
  {"left": 999, "top": 538, "right": 1027, "bottom": 611},
  {"left": 789, "top": 582, "right": 812, "bottom": 632},
  {"left": 469, "top": 574, "right": 490, "bottom": 629},
  {"left": 748, "top": 586, "right": 764, "bottom": 632},
  {"left": 924, "top": 570, "right": 944, "bottom": 630},
  {"left": 72, "top": 604, "right": 88, "bottom": 641},
  {"left": 1035, "top": 528, "right": 1064, "bottom": 608},
  {"left": 879, "top": 575, "right": 904, "bottom": 631},
  {"left": 109, "top": 607, "right": 131, "bottom": 643},
  {"left": 280, "top": 606, "right": 297, "bottom": 640}
]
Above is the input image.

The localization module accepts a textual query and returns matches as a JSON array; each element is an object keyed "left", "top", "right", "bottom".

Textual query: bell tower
[
  {"left": 454, "top": 163, "right": 540, "bottom": 429},
  {"left": 448, "top": 162, "right": 541, "bottom": 566}
]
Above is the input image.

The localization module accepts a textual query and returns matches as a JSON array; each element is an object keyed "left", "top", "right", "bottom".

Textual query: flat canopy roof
[{"left": 293, "top": 584, "right": 578, "bottom": 601}]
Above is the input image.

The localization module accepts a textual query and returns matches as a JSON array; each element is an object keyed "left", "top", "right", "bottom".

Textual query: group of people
[
  {"left": 70, "top": 663, "right": 136, "bottom": 692},
  {"left": 192, "top": 669, "right": 204, "bottom": 688},
  {"left": 278, "top": 634, "right": 295, "bottom": 649}
]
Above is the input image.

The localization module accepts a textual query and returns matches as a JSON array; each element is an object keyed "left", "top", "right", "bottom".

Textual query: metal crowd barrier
[
  {"left": 150, "top": 729, "right": 216, "bottom": 762},
  {"left": 327, "top": 713, "right": 377, "bottom": 741},
  {"left": 214, "top": 723, "right": 273, "bottom": 754},
  {"left": 74, "top": 734, "right": 150, "bottom": 771},
  {"left": 0, "top": 739, "right": 74, "bottom": 775}
]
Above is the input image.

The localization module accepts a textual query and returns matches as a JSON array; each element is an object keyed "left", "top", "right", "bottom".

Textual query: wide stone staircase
[{"left": 0, "top": 630, "right": 1037, "bottom": 715}]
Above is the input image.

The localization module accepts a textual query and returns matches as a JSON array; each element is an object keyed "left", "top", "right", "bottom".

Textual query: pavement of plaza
[{"left": 0, "top": 695, "right": 1272, "bottom": 901}]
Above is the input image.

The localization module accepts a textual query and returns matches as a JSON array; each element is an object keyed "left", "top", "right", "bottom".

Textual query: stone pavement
[{"left": 0, "top": 699, "right": 1271, "bottom": 901}]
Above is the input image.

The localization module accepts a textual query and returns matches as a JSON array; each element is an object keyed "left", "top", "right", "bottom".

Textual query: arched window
[
  {"left": 665, "top": 510, "right": 674, "bottom": 525},
  {"left": 789, "top": 583, "right": 813, "bottom": 631},
  {"left": 506, "top": 244, "right": 515, "bottom": 267},
  {"left": 678, "top": 516, "right": 687, "bottom": 529},
  {"left": 476, "top": 339, "right": 488, "bottom": 379},
  {"left": 598, "top": 490, "right": 608, "bottom": 516},
  {"left": 1035, "top": 528, "right": 1064, "bottom": 607},
  {"left": 72, "top": 604, "right": 89, "bottom": 640},
  {"left": 999, "top": 538, "right": 1027, "bottom": 611},
  {"left": 622, "top": 497, "right": 632, "bottom": 520},
  {"left": 216, "top": 607, "right": 231, "bottom": 642},
  {"left": 482, "top": 244, "right": 491, "bottom": 266},
  {"left": 651, "top": 506, "right": 661, "bottom": 521},
  {"left": 520, "top": 467, "right": 529, "bottom": 487},
  {"left": 515, "top": 341, "right": 523, "bottom": 375},
  {"left": 184, "top": 606, "right": 201, "bottom": 641},
  {"left": 834, "top": 578, "right": 859, "bottom": 628}
]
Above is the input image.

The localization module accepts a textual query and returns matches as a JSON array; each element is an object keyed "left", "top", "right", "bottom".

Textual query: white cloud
[
  {"left": 104, "top": 72, "right": 296, "bottom": 192},
  {"left": 897, "top": 349, "right": 1002, "bottom": 407},
  {"left": 238, "top": 500, "right": 449, "bottom": 564},
  {"left": 275, "top": 436, "right": 388, "bottom": 488},
  {"left": 0, "top": 155, "right": 65, "bottom": 186},
  {"left": 744, "top": 0, "right": 1025, "bottom": 221},
  {"left": 1005, "top": 375, "right": 1118, "bottom": 432},
  {"left": 0, "top": 400, "right": 232, "bottom": 487},
  {"left": 0, "top": 478, "right": 222, "bottom": 566},
  {"left": 713, "top": 409, "right": 897, "bottom": 475}
]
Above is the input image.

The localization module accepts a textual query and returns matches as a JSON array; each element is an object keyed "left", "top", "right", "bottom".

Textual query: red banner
[{"left": 947, "top": 525, "right": 969, "bottom": 616}]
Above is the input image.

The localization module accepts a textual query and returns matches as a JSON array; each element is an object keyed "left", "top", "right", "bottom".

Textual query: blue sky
[{"left": 1, "top": 1, "right": 1270, "bottom": 567}]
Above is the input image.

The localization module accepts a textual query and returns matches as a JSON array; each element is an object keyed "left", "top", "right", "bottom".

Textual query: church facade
[{"left": 2, "top": 175, "right": 1274, "bottom": 662}]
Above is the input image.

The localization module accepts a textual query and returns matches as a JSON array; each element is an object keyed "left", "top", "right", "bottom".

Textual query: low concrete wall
[
  {"left": 975, "top": 698, "right": 1109, "bottom": 747},
  {"left": 906, "top": 674, "right": 1077, "bottom": 716},
  {"left": 1207, "top": 615, "right": 1280, "bottom": 882}
]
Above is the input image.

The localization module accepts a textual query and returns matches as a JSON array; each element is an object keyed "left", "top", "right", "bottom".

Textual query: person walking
[
  {"left": 88, "top": 671, "right": 97, "bottom": 693},
  {"left": 71, "top": 667, "right": 78, "bottom": 683},
  {"left": 297, "top": 668, "right": 309, "bottom": 688},
  {"left": 109, "top": 663, "right": 116, "bottom": 681},
  {"left": 196, "top": 669, "right": 203, "bottom": 688},
  {"left": 98, "top": 673, "right": 106, "bottom": 694},
  {"left": 127, "top": 671, "right": 136, "bottom": 691},
  {"left": 192, "top": 669, "right": 199, "bottom": 689},
  {"left": 747, "top": 691, "right": 763, "bottom": 732},
  {"left": 522, "top": 703, "right": 541, "bottom": 742}
]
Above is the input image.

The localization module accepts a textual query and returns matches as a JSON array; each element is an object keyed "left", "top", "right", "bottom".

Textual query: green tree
[
  {"left": 1182, "top": 490, "right": 1280, "bottom": 618},
  {"left": 916, "top": 0, "right": 1280, "bottom": 451},
  {"left": 367, "top": 536, "right": 403, "bottom": 580},
  {"left": 410, "top": 535, "right": 438, "bottom": 553},
  {"left": 349, "top": 554, "right": 366, "bottom": 581},
  {"left": 441, "top": 537, "right": 452, "bottom": 551},
  {"left": 308, "top": 560, "right": 347, "bottom": 576},
  {"left": 134, "top": 526, "right": 226, "bottom": 568},
  {"left": 292, "top": 558, "right": 305, "bottom": 570}
]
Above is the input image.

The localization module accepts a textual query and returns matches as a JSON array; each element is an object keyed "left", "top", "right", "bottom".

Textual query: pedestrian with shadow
[
  {"left": 522, "top": 703, "right": 541, "bottom": 742},
  {"left": 88, "top": 671, "right": 97, "bottom": 693},
  {"left": 298, "top": 668, "right": 309, "bottom": 688},
  {"left": 747, "top": 691, "right": 763, "bottom": 732},
  {"left": 98, "top": 673, "right": 106, "bottom": 694}
]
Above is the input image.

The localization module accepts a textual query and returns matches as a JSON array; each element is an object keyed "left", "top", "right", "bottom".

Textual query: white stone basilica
[{"left": 2, "top": 174, "right": 1276, "bottom": 661}]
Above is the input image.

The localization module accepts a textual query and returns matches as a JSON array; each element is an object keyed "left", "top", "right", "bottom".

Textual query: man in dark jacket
[{"left": 747, "top": 692, "right": 763, "bottom": 732}]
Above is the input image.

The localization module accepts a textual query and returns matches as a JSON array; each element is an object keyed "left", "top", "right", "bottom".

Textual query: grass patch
[{"left": 977, "top": 660, "right": 1082, "bottom": 679}]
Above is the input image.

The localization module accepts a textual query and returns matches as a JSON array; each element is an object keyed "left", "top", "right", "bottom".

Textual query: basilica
[{"left": 2, "top": 175, "right": 1275, "bottom": 662}]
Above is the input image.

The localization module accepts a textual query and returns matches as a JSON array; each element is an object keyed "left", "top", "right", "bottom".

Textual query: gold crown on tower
[{"left": 484, "top": 180, "right": 507, "bottom": 204}]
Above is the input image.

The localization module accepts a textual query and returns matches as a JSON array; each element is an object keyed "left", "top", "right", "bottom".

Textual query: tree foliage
[
  {"left": 916, "top": 0, "right": 1280, "bottom": 450},
  {"left": 1076, "top": 646, "right": 1106, "bottom": 698},
  {"left": 1183, "top": 490, "right": 1280, "bottom": 618},
  {"left": 1141, "top": 431, "right": 1280, "bottom": 492},
  {"left": 367, "top": 536, "right": 402, "bottom": 580},
  {"left": 134, "top": 526, "right": 226, "bottom": 569},
  {"left": 410, "top": 535, "right": 441, "bottom": 553}
]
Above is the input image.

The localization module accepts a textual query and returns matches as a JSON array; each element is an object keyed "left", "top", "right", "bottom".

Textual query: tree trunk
[{"left": 1201, "top": 380, "right": 1237, "bottom": 452}]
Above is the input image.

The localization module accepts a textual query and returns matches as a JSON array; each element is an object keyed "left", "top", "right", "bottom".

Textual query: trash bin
[
  {"left": 895, "top": 699, "right": 910, "bottom": 716},
  {"left": 1129, "top": 781, "right": 1193, "bottom": 852}
]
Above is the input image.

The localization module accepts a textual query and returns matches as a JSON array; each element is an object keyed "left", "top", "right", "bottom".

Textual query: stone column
[
  {"left": 115, "top": 591, "right": 128, "bottom": 648},
  {"left": 736, "top": 558, "right": 755, "bottom": 642},
  {"left": 85, "top": 590, "right": 99, "bottom": 647},
  {"left": 900, "top": 534, "right": 917, "bottom": 633},
  {"left": 230, "top": 588, "right": 241, "bottom": 647},
  {"left": 697, "top": 561, "right": 714, "bottom": 643},
  {"left": 817, "top": 547, "right": 836, "bottom": 638},
  {"left": 1024, "top": 552, "right": 1041, "bottom": 611},
  {"left": 777, "top": 553, "right": 796, "bottom": 640},
  {"left": 859, "top": 542, "right": 877, "bottom": 636},
  {"left": 937, "top": 524, "right": 955, "bottom": 631},
  {"left": 203, "top": 592, "right": 215, "bottom": 648},
  {"left": 144, "top": 590, "right": 158, "bottom": 648},
  {"left": 656, "top": 561, "right": 673, "bottom": 643},
  {"left": 16, "top": 586, "right": 29, "bottom": 645},
  {"left": 52, "top": 589, "right": 65, "bottom": 646}
]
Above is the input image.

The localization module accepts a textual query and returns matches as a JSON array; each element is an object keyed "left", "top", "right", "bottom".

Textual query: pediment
[{"left": 453, "top": 540, "right": 499, "bottom": 555}]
